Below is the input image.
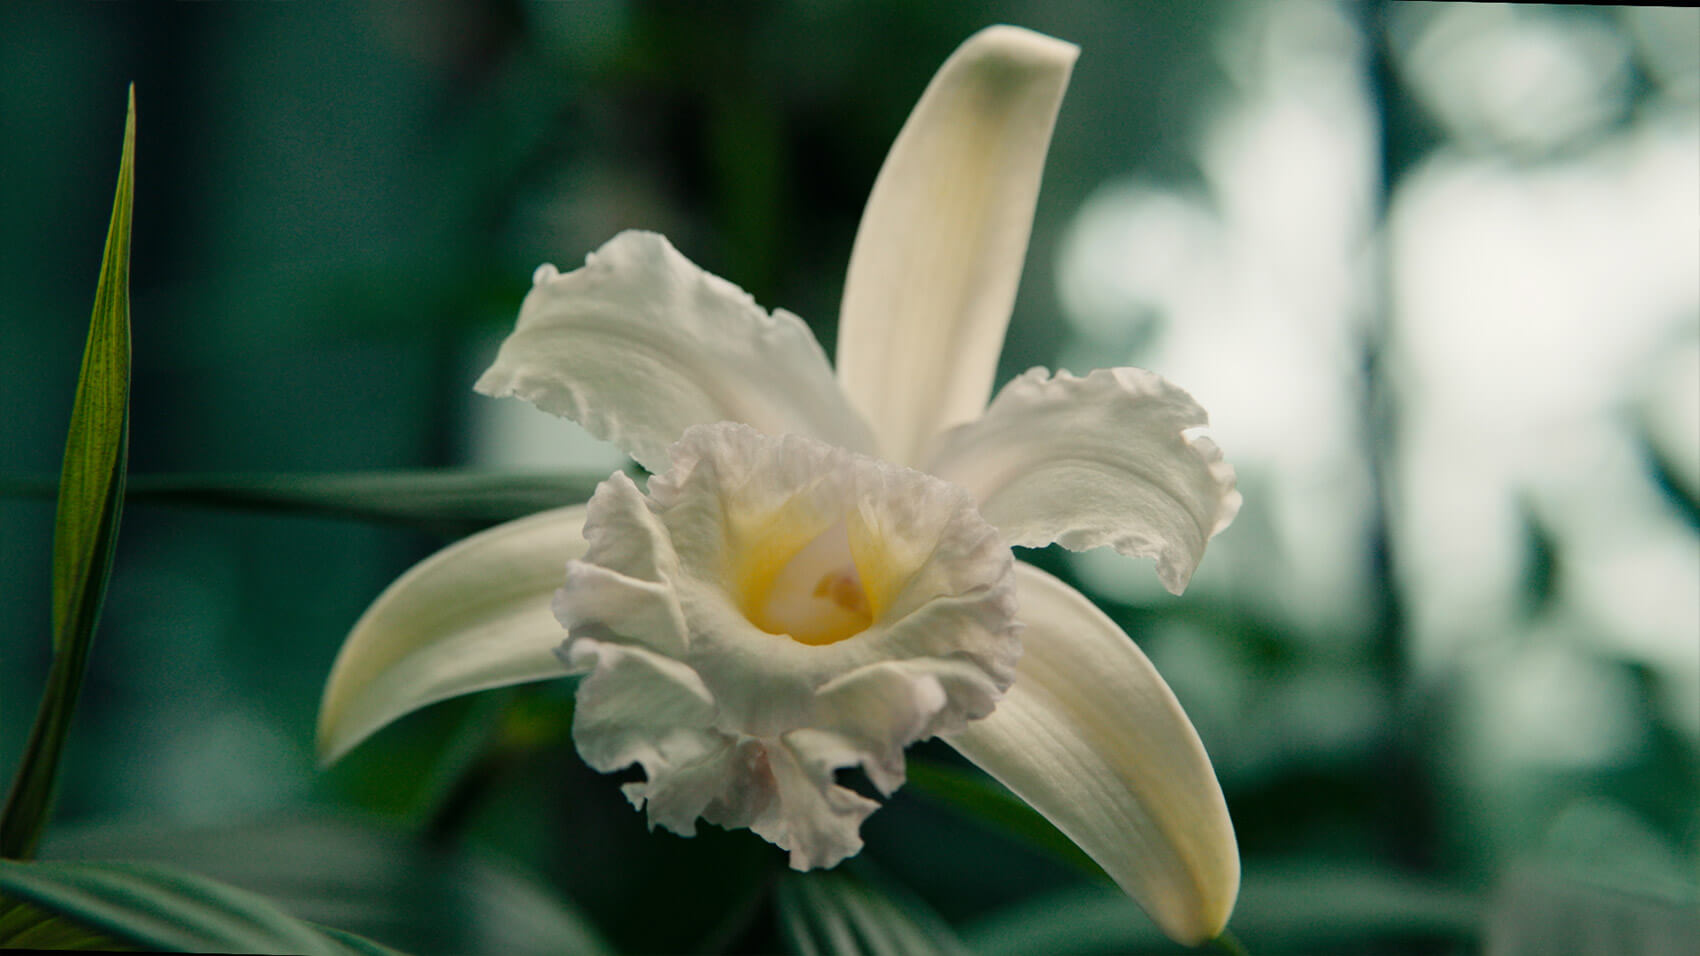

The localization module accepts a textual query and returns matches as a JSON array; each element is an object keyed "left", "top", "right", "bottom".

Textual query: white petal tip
[
  {"left": 964, "top": 25, "right": 1081, "bottom": 68},
  {"left": 316, "top": 507, "right": 589, "bottom": 772},
  {"left": 946, "top": 564, "right": 1240, "bottom": 949},
  {"left": 532, "top": 262, "right": 560, "bottom": 285}
]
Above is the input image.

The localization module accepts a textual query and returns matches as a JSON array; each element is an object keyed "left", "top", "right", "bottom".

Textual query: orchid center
[{"left": 744, "top": 520, "right": 874, "bottom": 646}]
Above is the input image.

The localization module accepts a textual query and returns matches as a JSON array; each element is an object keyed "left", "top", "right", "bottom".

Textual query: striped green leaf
[
  {"left": 0, "top": 859, "right": 404, "bottom": 955},
  {"left": 44, "top": 814, "right": 612, "bottom": 956},
  {"left": 0, "top": 896, "right": 130, "bottom": 950},
  {"left": 777, "top": 870, "right": 971, "bottom": 956}
]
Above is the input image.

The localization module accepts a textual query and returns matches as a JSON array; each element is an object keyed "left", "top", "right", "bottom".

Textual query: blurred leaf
[
  {"left": 0, "top": 859, "right": 404, "bottom": 955},
  {"left": 0, "top": 85, "right": 135, "bottom": 862},
  {"left": 43, "top": 814, "right": 612, "bottom": 956},
  {"left": 1488, "top": 866, "right": 1700, "bottom": 956},
  {"left": 1508, "top": 799, "right": 1700, "bottom": 913},
  {"left": 0, "top": 470, "right": 610, "bottom": 533},
  {"left": 1491, "top": 793, "right": 1700, "bottom": 954},
  {"left": 904, "top": 757, "right": 1105, "bottom": 880},
  {"left": 1517, "top": 498, "right": 1560, "bottom": 619},
  {"left": 962, "top": 864, "right": 1484, "bottom": 956},
  {"left": 0, "top": 896, "right": 131, "bottom": 950},
  {"left": 777, "top": 869, "right": 972, "bottom": 956},
  {"left": 1637, "top": 422, "right": 1700, "bottom": 534}
]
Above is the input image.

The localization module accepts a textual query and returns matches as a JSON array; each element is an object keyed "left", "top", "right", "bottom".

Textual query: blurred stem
[
  {"left": 1210, "top": 929, "right": 1251, "bottom": 956},
  {"left": 1362, "top": 0, "right": 1439, "bottom": 872},
  {"left": 421, "top": 688, "right": 573, "bottom": 848},
  {"left": 422, "top": 744, "right": 515, "bottom": 849},
  {"left": 691, "top": 866, "right": 779, "bottom": 955}
]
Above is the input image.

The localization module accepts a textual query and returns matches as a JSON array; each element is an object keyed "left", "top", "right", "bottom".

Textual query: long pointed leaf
[
  {"left": 0, "top": 470, "right": 608, "bottom": 532},
  {"left": 0, "top": 86, "right": 135, "bottom": 861},
  {"left": 0, "top": 859, "right": 405, "bottom": 956}
]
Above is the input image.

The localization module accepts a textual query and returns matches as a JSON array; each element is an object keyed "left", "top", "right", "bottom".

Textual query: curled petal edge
[
  {"left": 476, "top": 231, "right": 874, "bottom": 473},
  {"left": 926, "top": 367, "right": 1240, "bottom": 594}
]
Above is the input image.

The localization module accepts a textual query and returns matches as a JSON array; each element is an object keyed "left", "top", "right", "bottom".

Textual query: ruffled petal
[
  {"left": 835, "top": 26, "right": 1078, "bottom": 467},
  {"left": 944, "top": 562, "right": 1238, "bottom": 946},
  {"left": 752, "top": 738, "right": 880, "bottom": 870},
  {"left": 640, "top": 424, "right": 1019, "bottom": 730},
  {"left": 557, "top": 423, "right": 1020, "bottom": 869},
  {"left": 792, "top": 661, "right": 952, "bottom": 795},
  {"left": 476, "top": 231, "right": 875, "bottom": 473},
  {"left": 561, "top": 637, "right": 729, "bottom": 833},
  {"left": 554, "top": 472, "right": 691, "bottom": 661},
  {"left": 317, "top": 506, "right": 587, "bottom": 765},
  {"left": 925, "top": 367, "right": 1239, "bottom": 594}
]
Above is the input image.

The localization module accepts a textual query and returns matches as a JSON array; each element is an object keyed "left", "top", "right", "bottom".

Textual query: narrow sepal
[
  {"left": 945, "top": 563, "right": 1238, "bottom": 945},
  {"left": 317, "top": 506, "right": 587, "bottom": 764}
]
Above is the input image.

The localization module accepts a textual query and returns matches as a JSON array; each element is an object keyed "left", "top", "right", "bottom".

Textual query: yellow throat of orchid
[{"left": 733, "top": 512, "right": 909, "bottom": 647}]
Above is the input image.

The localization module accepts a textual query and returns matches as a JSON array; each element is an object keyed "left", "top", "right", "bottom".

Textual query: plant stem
[{"left": 1210, "top": 928, "right": 1251, "bottom": 956}]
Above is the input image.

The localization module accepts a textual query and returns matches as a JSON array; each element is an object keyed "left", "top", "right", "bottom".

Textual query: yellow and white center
[{"left": 742, "top": 520, "right": 873, "bottom": 646}]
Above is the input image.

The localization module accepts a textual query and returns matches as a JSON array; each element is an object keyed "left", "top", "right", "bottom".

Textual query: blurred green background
[{"left": 3, "top": 2, "right": 1696, "bottom": 953}]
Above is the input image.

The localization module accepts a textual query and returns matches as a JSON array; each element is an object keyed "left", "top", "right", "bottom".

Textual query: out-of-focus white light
[
  {"left": 1055, "top": 0, "right": 1377, "bottom": 637},
  {"left": 1055, "top": 184, "right": 1218, "bottom": 346},
  {"left": 1390, "top": 79, "right": 1699, "bottom": 737},
  {"left": 1393, "top": 4, "right": 1631, "bottom": 155},
  {"left": 1474, "top": 635, "right": 1645, "bottom": 770}
]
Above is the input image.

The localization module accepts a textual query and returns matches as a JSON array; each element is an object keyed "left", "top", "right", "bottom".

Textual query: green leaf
[
  {"left": 48, "top": 86, "right": 135, "bottom": 655},
  {"left": 1491, "top": 866, "right": 1700, "bottom": 956},
  {"left": 0, "top": 470, "right": 610, "bottom": 533},
  {"left": 961, "top": 864, "right": 1484, "bottom": 956},
  {"left": 0, "top": 896, "right": 132, "bottom": 950},
  {"left": 903, "top": 757, "right": 1104, "bottom": 880},
  {"left": 777, "top": 869, "right": 972, "bottom": 956},
  {"left": 0, "top": 859, "right": 406, "bottom": 955},
  {"left": 0, "top": 85, "right": 136, "bottom": 862},
  {"left": 44, "top": 814, "right": 613, "bottom": 956}
]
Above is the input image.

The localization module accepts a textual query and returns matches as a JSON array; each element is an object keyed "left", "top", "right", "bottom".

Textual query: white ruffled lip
[{"left": 553, "top": 423, "right": 1020, "bottom": 869}]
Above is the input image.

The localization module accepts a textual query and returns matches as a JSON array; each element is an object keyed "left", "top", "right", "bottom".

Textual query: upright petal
[
  {"left": 836, "top": 26, "right": 1077, "bottom": 466},
  {"left": 925, "top": 367, "right": 1239, "bottom": 594},
  {"left": 477, "top": 231, "right": 874, "bottom": 473},
  {"left": 944, "top": 563, "right": 1239, "bottom": 946},
  {"left": 317, "top": 506, "right": 588, "bottom": 765}
]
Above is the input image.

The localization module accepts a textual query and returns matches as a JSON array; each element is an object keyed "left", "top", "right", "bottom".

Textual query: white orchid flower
[{"left": 317, "top": 25, "right": 1241, "bottom": 945}]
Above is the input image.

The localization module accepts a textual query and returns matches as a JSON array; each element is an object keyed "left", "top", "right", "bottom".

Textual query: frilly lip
[{"left": 552, "top": 422, "right": 1022, "bottom": 869}]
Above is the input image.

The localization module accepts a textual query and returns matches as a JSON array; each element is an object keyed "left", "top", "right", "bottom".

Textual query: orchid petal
[
  {"left": 944, "top": 562, "right": 1238, "bottom": 946},
  {"left": 477, "top": 231, "right": 875, "bottom": 473},
  {"left": 836, "top": 26, "right": 1077, "bottom": 466},
  {"left": 925, "top": 367, "right": 1239, "bottom": 594},
  {"left": 317, "top": 506, "right": 587, "bottom": 765}
]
